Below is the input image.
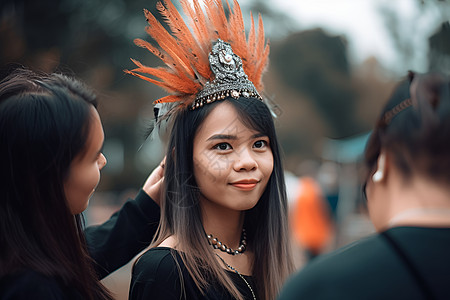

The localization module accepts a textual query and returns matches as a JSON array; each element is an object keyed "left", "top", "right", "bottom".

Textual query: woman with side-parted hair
[
  {"left": 126, "top": 1, "right": 295, "bottom": 299},
  {"left": 0, "top": 68, "right": 163, "bottom": 300}
]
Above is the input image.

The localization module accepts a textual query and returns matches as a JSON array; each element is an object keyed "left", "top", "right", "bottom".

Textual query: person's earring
[{"left": 372, "top": 153, "right": 386, "bottom": 183}]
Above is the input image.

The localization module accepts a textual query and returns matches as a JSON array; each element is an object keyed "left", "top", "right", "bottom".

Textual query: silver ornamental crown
[{"left": 192, "top": 39, "right": 262, "bottom": 109}]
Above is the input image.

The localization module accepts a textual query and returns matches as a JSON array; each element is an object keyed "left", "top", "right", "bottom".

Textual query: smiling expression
[{"left": 193, "top": 102, "right": 274, "bottom": 213}]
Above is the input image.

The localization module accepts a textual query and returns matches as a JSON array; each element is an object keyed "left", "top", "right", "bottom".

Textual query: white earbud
[{"left": 372, "top": 152, "right": 386, "bottom": 183}]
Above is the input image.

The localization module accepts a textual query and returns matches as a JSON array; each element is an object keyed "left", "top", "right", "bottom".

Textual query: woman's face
[
  {"left": 64, "top": 107, "right": 107, "bottom": 214},
  {"left": 193, "top": 101, "right": 274, "bottom": 212}
]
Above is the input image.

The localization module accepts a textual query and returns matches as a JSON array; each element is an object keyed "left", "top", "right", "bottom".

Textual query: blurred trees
[
  {"left": 1, "top": 0, "right": 164, "bottom": 79},
  {"left": 266, "top": 28, "right": 395, "bottom": 168},
  {"left": 0, "top": 0, "right": 165, "bottom": 193},
  {"left": 271, "top": 29, "right": 359, "bottom": 139},
  {"left": 377, "top": 0, "right": 449, "bottom": 73}
]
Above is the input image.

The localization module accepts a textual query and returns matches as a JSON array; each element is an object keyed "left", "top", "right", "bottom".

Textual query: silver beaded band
[{"left": 207, "top": 229, "right": 247, "bottom": 255}]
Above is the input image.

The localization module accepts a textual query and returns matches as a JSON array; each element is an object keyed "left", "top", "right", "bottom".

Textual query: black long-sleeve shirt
[
  {"left": 130, "top": 247, "right": 257, "bottom": 300},
  {"left": 278, "top": 227, "right": 450, "bottom": 300},
  {"left": 0, "top": 190, "right": 160, "bottom": 299}
]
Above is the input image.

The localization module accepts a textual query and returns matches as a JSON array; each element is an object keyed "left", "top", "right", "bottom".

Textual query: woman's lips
[{"left": 230, "top": 180, "right": 259, "bottom": 191}]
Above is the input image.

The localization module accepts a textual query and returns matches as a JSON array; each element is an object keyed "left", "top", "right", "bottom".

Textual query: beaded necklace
[
  {"left": 207, "top": 228, "right": 247, "bottom": 255},
  {"left": 215, "top": 253, "right": 256, "bottom": 300}
]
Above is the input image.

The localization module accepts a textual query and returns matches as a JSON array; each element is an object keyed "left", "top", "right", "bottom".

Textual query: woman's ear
[
  {"left": 372, "top": 152, "right": 387, "bottom": 183},
  {"left": 171, "top": 147, "right": 176, "bottom": 161}
]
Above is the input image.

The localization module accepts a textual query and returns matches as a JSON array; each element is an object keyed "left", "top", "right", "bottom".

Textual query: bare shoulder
[{"left": 157, "top": 235, "right": 179, "bottom": 249}]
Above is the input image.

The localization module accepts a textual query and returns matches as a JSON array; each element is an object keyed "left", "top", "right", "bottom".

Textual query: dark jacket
[
  {"left": 278, "top": 226, "right": 450, "bottom": 300},
  {"left": 0, "top": 190, "right": 160, "bottom": 300}
]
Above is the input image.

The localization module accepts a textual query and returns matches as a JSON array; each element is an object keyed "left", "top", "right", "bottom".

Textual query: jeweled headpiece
[
  {"left": 194, "top": 39, "right": 262, "bottom": 109},
  {"left": 125, "top": 0, "right": 269, "bottom": 112}
]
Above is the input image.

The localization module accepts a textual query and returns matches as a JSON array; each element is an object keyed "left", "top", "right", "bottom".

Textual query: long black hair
[
  {"left": 0, "top": 68, "right": 112, "bottom": 299},
  {"left": 152, "top": 97, "right": 294, "bottom": 300}
]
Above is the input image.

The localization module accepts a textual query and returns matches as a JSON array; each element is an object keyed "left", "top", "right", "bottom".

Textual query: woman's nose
[
  {"left": 99, "top": 153, "right": 107, "bottom": 170},
  {"left": 233, "top": 148, "right": 257, "bottom": 171}
]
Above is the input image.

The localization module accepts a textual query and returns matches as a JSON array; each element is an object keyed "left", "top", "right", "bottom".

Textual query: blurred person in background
[
  {"left": 288, "top": 160, "right": 334, "bottom": 262},
  {"left": 290, "top": 176, "right": 334, "bottom": 261},
  {"left": 0, "top": 68, "right": 163, "bottom": 300},
  {"left": 278, "top": 71, "right": 450, "bottom": 300}
]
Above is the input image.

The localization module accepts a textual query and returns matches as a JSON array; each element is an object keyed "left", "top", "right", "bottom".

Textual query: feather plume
[
  {"left": 134, "top": 38, "right": 164, "bottom": 59},
  {"left": 158, "top": 1, "right": 204, "bottom": 61},
  {"left": 126, "top": 0, "right": 269, "bottom": 108},
  {"left": 246, "top": 12, "right": 257, "bottom": 76},
  {"left": 253, "top": 41, "right": 270, "bottom": 91},
  {"left": 153, "top": 95, "right": 182, "bottom": 104},
  {"left": 192, "top": 0, "right": 214, "bottom": 49},
  {"left": 213, "top": 0, "right": 229, "bottom": 41},
  {"left": 179, "top": 0, "right": 204, "bottom": 43},
  {"left": 133, "top": 38, "right": 178, "bottom": 73},
  {"left": 158, "top": 1, "right": 211, "bottom": 81},
  {"left": 127, "top": 59, "right": 200, "bottom": 94},
  {"left": 204, "top": 0, "right": 228, "bottom": 41},
  {"left": 255, "top": 14, "right": 265, "bottom": 57},
  {"left": 124, "top": 69, "right": 174, "bottom": 92},
  {"left": 228, "top": 0, "right": 247, "bottom": 60},
  {"left": 179, "top": 0, "right": 213, "bottom": 79},
  {"left": 143, "top": 9, "right": 195, "bottom": 79}
]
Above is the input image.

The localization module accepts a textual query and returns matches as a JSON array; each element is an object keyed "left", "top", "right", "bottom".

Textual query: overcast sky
[{"left": 241, "top": 0, "right": 448, "bottom": 75}]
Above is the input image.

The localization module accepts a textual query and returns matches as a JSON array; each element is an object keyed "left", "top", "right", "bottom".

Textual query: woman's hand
[{"left": 142, "top": 157, "right": 165, "bottom": 206}]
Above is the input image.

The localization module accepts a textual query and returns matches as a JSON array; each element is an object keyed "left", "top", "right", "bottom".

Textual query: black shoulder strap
[{"left": 381, "top": 231, "right": 436, "bottom": 300}]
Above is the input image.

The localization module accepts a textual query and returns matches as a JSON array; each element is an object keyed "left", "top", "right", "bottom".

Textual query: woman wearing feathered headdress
[{"left": 126, "top": 0, "right": 294, "bottom": 299}]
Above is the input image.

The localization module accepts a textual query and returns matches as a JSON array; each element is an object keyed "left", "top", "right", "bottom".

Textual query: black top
[
  {"left": 0, "top": 270, "right": 82, "bottom": 299},
  {"left": 278, "top": 226, "right": 450, "bottom": 300},
  {"left": 130, "top": 247, "right": 257, "bottom": 300},
  {"left": 0, "top": 190, "right": 160, "bottom": 300}
]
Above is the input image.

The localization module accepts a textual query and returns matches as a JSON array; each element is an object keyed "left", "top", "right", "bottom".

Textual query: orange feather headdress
[{"left": 125, "top": 0, "right": 269, "bottom": 111}]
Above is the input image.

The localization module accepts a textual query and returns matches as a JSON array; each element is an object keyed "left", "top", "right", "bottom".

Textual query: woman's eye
[
  {"left": 253, "top": 140, "right": 267, "bottom": 149},
  {"left": 213, "top": 142, "right": 232, "bottom": 151}
]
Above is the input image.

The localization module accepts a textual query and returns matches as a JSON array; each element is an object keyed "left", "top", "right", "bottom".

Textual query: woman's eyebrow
[
  {"left": 207, "top": 133, "right": 267, "bottom": 141},
  {"left": 252, "top": 133, "right": 267, "bottom": 139},
  {"left": 207, "top": 134, "right": 237, "bottom": 141}
]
